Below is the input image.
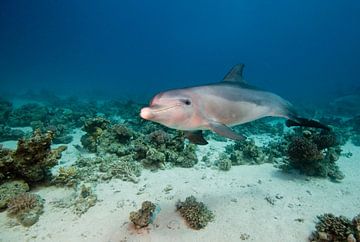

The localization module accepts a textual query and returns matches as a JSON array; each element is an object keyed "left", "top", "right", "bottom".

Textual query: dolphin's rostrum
[{"left": 140, "top": 64, "right": 329, "bottom": 145}]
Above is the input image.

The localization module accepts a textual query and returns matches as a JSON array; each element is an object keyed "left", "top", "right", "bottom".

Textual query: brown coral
[
  {"left": 7, "top": 192, "right": 39, "bottom": 215},
  {"left": 287, "top": 136, "right": 323, "bottom": 162},
  {"left": 310, "top": 213, "right": 355, "bottom": 242},
  {"left": 0, "top": 129, "right": 67, "bottom": 183},
  {"left": 129, "top": 201, "right": 156, "bottom": 228}
]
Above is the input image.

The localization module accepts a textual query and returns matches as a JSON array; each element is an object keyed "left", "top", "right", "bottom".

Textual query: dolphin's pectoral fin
[
  {"left": 209, "top": 122, "right": 246, "bottom": 141},
  {"left": 184, "top": 131, "right": 208, "bottom": 145}
]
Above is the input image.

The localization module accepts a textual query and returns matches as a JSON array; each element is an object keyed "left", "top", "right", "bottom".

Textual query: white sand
[{"left": 0, "top": 137, "right": 359, "bottom": 242}]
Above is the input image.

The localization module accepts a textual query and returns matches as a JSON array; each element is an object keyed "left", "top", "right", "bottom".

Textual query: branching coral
[
  {"left": 7, "top": 192, "right": 38, "bottom": 215},
  {"left": 0, "top": 180, "right": 29, "bottom": 209},
  {"left": 7, "top": 192, "right": 44, "bottom": 227},
  {"left": 129, "top": 201, "right": 156, "bottom": 228},
  {"left": 176, "top": 196, "right": 214, "bottom": 230},
  {"left": 51, "top": 166, "right": 78, "bottom": 187}
]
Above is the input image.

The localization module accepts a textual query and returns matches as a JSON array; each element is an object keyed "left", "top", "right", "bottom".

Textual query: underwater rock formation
[
  {"left": 7, "top": 192, "right": 44, "bottom": 227},
  {"left": 176, "top": 195, "right": 214, "bottom": 230},
  {"left": 0, "top": 180, "right": 29, "bottom": 209},
  {"left": 0, "top": 125, "right": 24, "bottom": 142},
  {"left": 0, "top": 99, "right": 12, "bottom": 124},
  {"left": 0, "top": 129, "right": 67, "bottom": 183},
  {"left": 8, "top": 103, "right": 48, "bottom": 127},
  {"left": 309, "top": 213, "right": 360, "bottom": 242},
  {"left": 31, "top": 121, "right": 73, "bottom": 144},
  {"left": 129, "top": 201, "right": 156, "bottom": 229},
  {"left": 279, "top": 129, "right": 344, "bottom": 182}
]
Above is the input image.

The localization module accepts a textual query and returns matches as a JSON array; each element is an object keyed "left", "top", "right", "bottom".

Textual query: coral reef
[
  {"left": 73, "top": 185, "right": 97, "bottom": 216},
  {"left": 0, "top": 180, "right": 29, "bottom": 209},
  {"left": 287, "top": 136, "right": 323, "bottom": 162},
  {"left": 107, "top": 155, "right": 142, "bottom": 183},
  {"left": 80, "top": 119, "right": 198, "bottom": 170},
  {"left": 31, "top": 121, "right": 73, "bottom": 144},
  {"left": 279, "top": 129, "right": 344, "bottom": 181},
  {"left": 312, "top": 131, "right": 338, "bottom": 150},
  {"left": 216, "top": 153, "right": 232, "bottom": 171},
  {"left": 0, "top": 125, "right": 25, "bottom": 142},
  {"left": 74, "top": 155, "right": 142, "bottom": 184},
  {"left": 0, "top": 98, "right": 12, "bottom": 124},
  {"left": 309, "top": 213, "right": 360, "bottom": 242},
  {"left": 80, "top": 117, "right": 110, "bottom": 152},
  {"left": 129, "top": 201, "right": 156, "bottom": 228},
  {"left": 8, "top": 103, "right": 48, "bottom": 127},
  {"left": 0, "top": 129, "right": 67, "bottom": 183},
  {"left": 353, "top": 214, "right": 360, "bottom": 240},
  {"left": 176, "top": 195, "right": 214, "bottom": 230},
  {"left": 7, "top": 192, "right": 44, "bottom": 227},
  {"left": 96, "top": 124, "right": 134, "bottom": 156},
  {"left": 51, "top": 166, "right": 78, "bottom": 187},
  {"left": 225, "top": 139, "right": 271, "bottom": 165}
]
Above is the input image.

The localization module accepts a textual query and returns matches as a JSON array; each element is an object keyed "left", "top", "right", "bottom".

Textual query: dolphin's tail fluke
[{"left": 285, "top": 117, "right": 330, "bottom": 131}]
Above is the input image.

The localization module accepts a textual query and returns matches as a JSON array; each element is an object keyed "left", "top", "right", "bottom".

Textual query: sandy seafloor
[{"left": 0, "top": 128, "right": 359, "bottom": 242}]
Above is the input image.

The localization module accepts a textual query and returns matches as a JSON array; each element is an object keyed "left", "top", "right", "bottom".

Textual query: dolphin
[{"left": 140, "top": 64, "right": 329, "bottom": 145}]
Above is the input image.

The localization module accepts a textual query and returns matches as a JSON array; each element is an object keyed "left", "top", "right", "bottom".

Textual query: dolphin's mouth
[
  {"left": 140, "top": 104, "right": 180, "bottom": 120},
  {"left": 151, "top": 104, "right": 180, "bottom": 113}
]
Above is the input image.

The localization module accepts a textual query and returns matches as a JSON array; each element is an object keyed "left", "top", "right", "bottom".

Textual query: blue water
[{"left": 1, "top": 0, "right": 359, "bottom": 103}]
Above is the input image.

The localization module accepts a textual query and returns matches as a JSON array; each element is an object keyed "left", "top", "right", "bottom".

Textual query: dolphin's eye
[{"left": 181, "top": 99, "right": 191, "bottom": 105}]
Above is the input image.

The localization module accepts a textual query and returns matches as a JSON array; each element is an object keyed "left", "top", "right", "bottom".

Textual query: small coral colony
[{"left": 0, "top": 95, "right": 360, "bottom": 241}]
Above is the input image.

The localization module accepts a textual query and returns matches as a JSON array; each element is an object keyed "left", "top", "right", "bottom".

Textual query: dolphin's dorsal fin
[{"left": 222, "top": 64, "right": 246, "bottom": 83}]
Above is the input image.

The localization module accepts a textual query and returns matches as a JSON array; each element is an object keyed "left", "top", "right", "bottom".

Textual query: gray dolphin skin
[{"left": 140, "top": 64, "right": 330, "bottom": 145}]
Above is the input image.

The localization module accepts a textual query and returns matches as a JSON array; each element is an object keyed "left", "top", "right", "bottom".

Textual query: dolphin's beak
[{"left": 140, "top": 107, "right": 155, "bottom": 120}]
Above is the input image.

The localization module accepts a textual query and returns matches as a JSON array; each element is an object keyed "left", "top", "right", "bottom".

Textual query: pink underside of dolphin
[{"left": 140, "top": 64, "right": 329, "bottom": 145}]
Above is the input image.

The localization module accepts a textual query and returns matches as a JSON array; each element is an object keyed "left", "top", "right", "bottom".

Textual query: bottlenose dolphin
[{"left": 140, "top": 64, "right": 329, "bottom": 145}]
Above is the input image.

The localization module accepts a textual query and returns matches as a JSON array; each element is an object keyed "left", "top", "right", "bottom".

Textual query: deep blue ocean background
[{"left": 1, "top": 0, "right": 359, "bottom": 103}]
